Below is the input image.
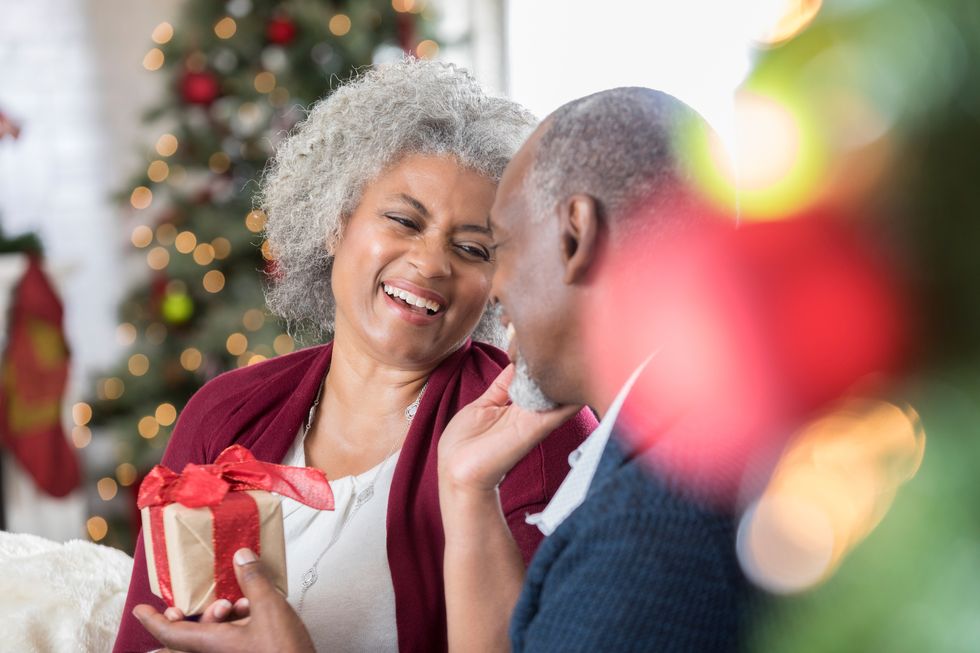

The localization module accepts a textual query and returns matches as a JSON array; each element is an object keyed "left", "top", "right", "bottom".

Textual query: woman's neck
[{"left": 324, "top": 334, "right": 434, "bottom": 424}]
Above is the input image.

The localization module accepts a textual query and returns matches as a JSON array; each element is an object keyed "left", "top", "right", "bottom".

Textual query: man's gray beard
[{"left": 509, "top": 354, "right": 559, "bottom": 412}]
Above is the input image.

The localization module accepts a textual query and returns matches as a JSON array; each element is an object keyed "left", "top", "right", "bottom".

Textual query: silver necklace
[{"left": 295, "top": 380, "right": 428, "bottom": 615}]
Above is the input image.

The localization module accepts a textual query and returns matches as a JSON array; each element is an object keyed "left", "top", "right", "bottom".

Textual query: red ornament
[
  {"left": 180, "top": 70, "right": 221, "bottom": 105},
  {"left": 266, "top": 16, "right": 297, "bottom": 45}
]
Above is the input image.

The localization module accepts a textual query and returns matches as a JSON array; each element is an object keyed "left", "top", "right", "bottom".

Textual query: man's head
[{"left": 491, "top": 87, "right": 723, "bottom": 412}]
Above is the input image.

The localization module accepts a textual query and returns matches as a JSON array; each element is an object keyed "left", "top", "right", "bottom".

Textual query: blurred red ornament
[
  {"left": 266, "top": 17, "right": 297, "bottom": 45},
  {"left": 587, "top": 210, "right": 910, "bottom": 504},
  {"left": 179, "top": 70, "right": 221, "bottom": 105}
]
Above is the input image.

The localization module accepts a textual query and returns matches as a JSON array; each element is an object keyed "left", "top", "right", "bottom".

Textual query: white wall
[{"left": 504, "top": 0, "right": 761, "bottom": 144}]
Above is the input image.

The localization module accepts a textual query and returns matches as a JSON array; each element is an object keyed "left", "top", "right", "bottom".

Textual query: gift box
[{"left": 137, "top": 444, "right": 333, "bottom": 615}]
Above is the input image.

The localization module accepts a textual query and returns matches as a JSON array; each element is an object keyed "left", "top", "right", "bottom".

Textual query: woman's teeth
[{"left": 383, "top": 284, "right": 442, "bottom": 314}]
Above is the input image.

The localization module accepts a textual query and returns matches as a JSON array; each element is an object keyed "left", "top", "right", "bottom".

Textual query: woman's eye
[
  {"left": 386, "top": 214, "right": 419, "bottom": 230},
  {"left": 455, "top": 243, "right": 492, "bottom": 261}
]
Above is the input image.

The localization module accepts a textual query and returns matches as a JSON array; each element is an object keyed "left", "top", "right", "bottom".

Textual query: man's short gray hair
[
  {"left": 527, "top": 87, "right": 728, "bottom": 238},
  {"left": 259, "top": 58, "right": 536, "bottom": 343}
]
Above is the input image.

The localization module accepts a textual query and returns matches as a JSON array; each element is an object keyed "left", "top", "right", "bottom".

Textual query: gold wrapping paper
[{"left": 141, "top": 489, "right": 287, "bottom": 615}]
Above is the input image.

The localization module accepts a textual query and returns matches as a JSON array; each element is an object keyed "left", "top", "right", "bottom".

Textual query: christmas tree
[{"left": 85, "top": 0, "right": 437, "bottom": 552}]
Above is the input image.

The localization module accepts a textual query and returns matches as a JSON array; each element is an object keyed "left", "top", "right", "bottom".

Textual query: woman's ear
[{"left": 558, "top": 193, "right": 601, "bottom": 285}]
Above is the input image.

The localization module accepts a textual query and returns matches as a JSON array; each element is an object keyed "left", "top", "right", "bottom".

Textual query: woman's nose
[{"left": 408, "top": 235, "right": 451, "bottom": 278}]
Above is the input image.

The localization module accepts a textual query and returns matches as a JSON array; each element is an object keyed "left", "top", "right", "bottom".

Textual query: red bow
[{"left": 138, "top": 444, "right": 334, "bottom": 510}]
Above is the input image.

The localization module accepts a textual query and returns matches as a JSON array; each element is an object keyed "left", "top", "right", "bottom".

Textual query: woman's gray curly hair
[{"left": 258, "top": 58, "right": 536, "bottom": 346}]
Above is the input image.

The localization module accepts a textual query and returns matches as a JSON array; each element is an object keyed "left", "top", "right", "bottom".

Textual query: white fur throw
[{"left": 0, "top": 531, "right": 133, "bottom": 652}]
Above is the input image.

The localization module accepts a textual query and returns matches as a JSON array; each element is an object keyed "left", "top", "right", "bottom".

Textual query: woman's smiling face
[{"left": 329, "top": 153, "right": 498, "bottom": 368}]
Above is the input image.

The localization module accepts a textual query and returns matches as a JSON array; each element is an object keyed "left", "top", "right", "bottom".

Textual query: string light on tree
[
  {"left": 151, "top": 22, "right": 174, "bottom": 44},
  {"left": 130, "top": 186, "right": 153, "bottom": 209},
  {"left": 87, "top": 516, "right": 108, "bottom": 542},
  {"left": 155, "top": 134, "right": 178, "bottom": 157},
  {"left": 116, "top": 463, "right": 138, "bottom": 486},
  {"left": 143, "top": 48, "right": 165, "bottom": 71},
  {"left": 329, "top": 14, "right": 352, "bottom": 36}
]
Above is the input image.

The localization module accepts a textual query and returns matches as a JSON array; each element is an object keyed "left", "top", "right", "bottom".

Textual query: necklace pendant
[
  {"left": 355, "top": 485, "right": 374, "bottom": 508},
  {"left": 301, "top": 568, "right": 318, "bottom": 589}
]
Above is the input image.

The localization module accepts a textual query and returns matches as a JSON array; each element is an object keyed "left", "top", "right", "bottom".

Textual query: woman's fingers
[{"left": 199, "top": 599, "right": 234, "bottom": 623}]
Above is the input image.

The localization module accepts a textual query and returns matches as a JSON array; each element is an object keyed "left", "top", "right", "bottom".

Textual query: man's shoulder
[{"left": 512, "top": 444, "right": 748, "bottom": 652}]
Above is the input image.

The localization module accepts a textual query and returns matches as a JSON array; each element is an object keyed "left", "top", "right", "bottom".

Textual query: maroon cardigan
[{"left": 113, "top": 340, "right": 596, "bottom": 652}]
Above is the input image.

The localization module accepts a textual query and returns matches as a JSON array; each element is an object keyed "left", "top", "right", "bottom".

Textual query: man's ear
[{"left": 558, "top": 194, "right": 601, "bottom": 285}]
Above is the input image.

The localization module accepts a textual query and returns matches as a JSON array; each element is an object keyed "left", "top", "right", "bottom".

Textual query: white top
[
  {"left": 525, "top": 357, "right": 654, "bottom": 536},
  {"left": 280, "top": 429, "right": 400, "bottom": 653}
]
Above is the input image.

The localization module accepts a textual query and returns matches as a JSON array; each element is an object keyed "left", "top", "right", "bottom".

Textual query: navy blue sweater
[{"left": 510, "top": 434, "right": 749, "bottom": 652}]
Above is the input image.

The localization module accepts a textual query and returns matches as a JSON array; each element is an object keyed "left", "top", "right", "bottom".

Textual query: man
[
  {"left": 436, "top": 86, "right": 747, "bottom": 652},
  {"left": 135, "top": 87, "right": 748, "bottom": 651}
]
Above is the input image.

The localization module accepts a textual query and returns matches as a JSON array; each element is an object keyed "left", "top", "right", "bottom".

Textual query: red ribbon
[{"left": 138, "top": 445, "right": 334, "bottom": 607}]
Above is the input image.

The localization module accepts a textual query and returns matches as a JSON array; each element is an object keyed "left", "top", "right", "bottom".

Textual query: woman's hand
[
  {"left": 438, "top": 364, "right": 581, "bottom": 495},
  {"left": 133, "top": 549, "right": 314, "bottom": 653},
  {"left": 162, "top": 597, "right": 251, "bottom": 625}
]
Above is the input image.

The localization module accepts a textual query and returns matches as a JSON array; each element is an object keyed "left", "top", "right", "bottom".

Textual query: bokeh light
[
  {"left": 175, "top": 230, "right": 197, "bottom": 254},
  {"left": 155, "top": 133, "right": 178, "bottom": 157},
  {"left": 214, "top": 17, "right": 237, "bottom": 39},
  {"left": 151, "top": 22, "right": 174, "bottom": 45},
  {"left": 101, "top": 377, "right": 125, "bottom": 400},
  {"left": 130, "top": 186, "right": 153, "bottom": 210},
  {"left": 146, "top": 246, "right": 170, "bottom": 270},
  {"left": 329, "top": 14, "right": 352, "bottom": 36},
  {"left": 226, "top": 332, "right": 248, "bottom": 356},
  {"left": 737, "top": 399, "right": 924, "bottom": 593},
  {"left": 71, "top": 426, "right": 92, "bottom": 449},
  {"left": 752, "top": 0, "right": 823, "bottom": 47},
  {"left": 86, "top": 516, "right": 108, "bottom": 542},
  {"left": 138, "top": 416, "right": 160, "bottom": 439},
  {"left": 116, "top": 463, "right": 138, "bottom": 487},
  {"left": 203, "top": 270, "right": 226, "bottom": 293},
  {"left": 147, "top": 160, "right": 170, "bottom": 182},
  {"left": 193, "top": 243, "right": 216, "bottom": 265},
  {"left": 97, "top": 477, "right": 119, "bottom": 501},
  {"left": 131, "top": 225, "right": 153, "bottom": 248},
  {"left": 143, "top": 48, "right": 165, "bottom": 71},
  {"left": 128, "top": 354, "right": 150, "bottom": 377},
  {"left": 209, "top": 151, "right": 231, "bottom": 174},
  {"left": 212, "top": 237, "right": 232, "bottom": 259},
  {"left": 72, "top": 402, "right": 92, "bottom": 426},
  {"left": 180, "top": 347, "right": 203, "bottom": 371},
  {"left": 116, "top": 322, "right": 137, "bottom": 346},
  {"left": 254, "top": 71, "right": 276, "bottom": 93},
  {"left": 245, "top": 209, "right": 267, "bottom": 233},
  {"left": 155, "top": 403, "right": 177, "bottom": 426},
  {"left": 273, "top": 333, "right": 295, "bottom": 355},
  {"left": 242, "top": 309, "right": 265, "bottom": 331},
  {"left": 416, "top": 40, "right": 439, "bottom": 59},
  {"left": 155, "top": 223, "right": 177, "bottom": 245}
]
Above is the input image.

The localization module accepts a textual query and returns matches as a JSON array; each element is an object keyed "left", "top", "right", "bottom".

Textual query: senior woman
[{"left": 113, "top": 59, "right": 595, "bottom": 653}]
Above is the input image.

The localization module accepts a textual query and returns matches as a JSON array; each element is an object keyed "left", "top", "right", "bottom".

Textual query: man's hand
[
  {"left": 438, "top": 364, "right": 581, "bottom": 494},
  {"left": 133, "top": 549, "right": 315, "bottom": 653}
]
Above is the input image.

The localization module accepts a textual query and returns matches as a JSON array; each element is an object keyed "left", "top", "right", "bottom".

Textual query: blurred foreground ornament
[{"left": 590, "top": 211, "right": 910, "bottom": 503}]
